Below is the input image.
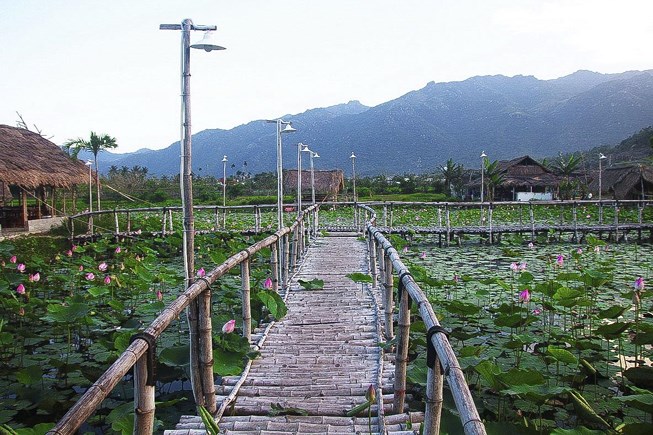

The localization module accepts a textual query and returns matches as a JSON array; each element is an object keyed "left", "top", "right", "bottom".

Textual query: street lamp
[
  {"left": 160, "top": 18, "right": 224, "bottom": 414},
  {"left": 296, "top": 143, "right": 305, "bottom": 217},
  {"left": 222, "top": 155, "right": 228, "bottom": 227},
  {"left": 350, "top": 152, "right": 357, "bottom": 202},
  {"left": 85, "top": 160, "right": 93, "bottom": 233},
  {"left": 598, "top": 152, "right": 607, "bottom": 224},
  {"left": 480, "top": 151, "right": 487, "bottom": 202},
  {"left": 302, "top": 144, "right": 319, "bottom": 206},
  {"left": 266, "top": 119, "right": 296, "bottom": 230}
]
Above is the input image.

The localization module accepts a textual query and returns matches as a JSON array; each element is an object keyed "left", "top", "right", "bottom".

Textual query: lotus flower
[
  {"left": 532, "top": 308, "right": 542, "bottom": 315},
  {"left": 17, "top": 263, "right": 26, "bottom": 273},
  {"left": 420, "top": 252, "right": 427, "bottom": 259},
  {"left": 594, "top": 246, "right": 601, "bottom": 253},
  {"left": 98, "top": 262, "right": 108, "bottom": 272},
  {"left": 222, "top": 319, "right": 236, "bottom": 334},
  {"left": 634, "top": 277, "right": 645, "bottom": 291},
  {"left": 510, "top": 262, "right": 518, "bottom": 272},
  {"left": 577, "top": 248, "right": 583, "bottom": 255},
  {"left": 85, "top": 272, "right": 95, "bottom": 281},
  {"left": 115, "top": 246, "right": 121, "bottom": 254},
  {"left": 366, "top": 384, "right": 376, "bottom": 402},
  {"left": 29, "top": 272, "right": 40, "bottom": 282},
  {"left": 264, "top": 277, "right": 273, "bottom": 289},
  {"left": 16, "top": 284, "right": 26, "bottom": 294},
  {"left": 10, "top": 255, "right": 17, "bottom": 263},
  {"left": 157, "top": 290, "right": 163, "bottom": 301},
  {"left": 104, "top": 275, "right": 111, "bottom": 285},
  {"left": 556, "top": 255, "right": 564, "bottom": 267},
  {"left": 528, "top": 242, "right": 534, "bottom": 249},
  {"left": 519, "top": 289, "right": 531, "bottom": 302},
  {"left": 197, "top": 268, "right": 206, "bottom": 278},
  {"left": 402, "top": 246, "right": 409, "bottom": 253},
  {"left": 66, "top": 250, "right": 73, "bottom": 257},
  {"left": 519, "top": 262, "right": 527, "bottom": 271}
]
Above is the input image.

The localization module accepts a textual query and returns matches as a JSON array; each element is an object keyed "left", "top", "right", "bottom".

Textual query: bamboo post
[
  {"left": 438, "top": 207, "right": 442, "bottom": 227},
  {"left": 377, "top": 243, "right": 385, "bottom": 289},
  {"left": 198, "top": 285, "right": 216, "bottom": 413},
  {"left": 614, "top": 202, "right": 620, "bottom": 242},
  {"left": 283, "top": 233, "right": 290, "bottom": 290},
  {"left": 599, "top": 200, "right": 604, "bottom": 224},
  {"left": 162, "top": 208, "right": 167, "bottom": 236},
  {"left": 113, "top": 210, "right": 120, "bottom": 239},
  {"left": 290, "top": 226, "right": 298, "bottom": 272},
  {"left": 215, "top": 207, "right": 220, "bottom": 228},
  {"left": 383, "top": 203, "right": 388, "bottom": 226},
  {"left": 384, "top": 254, "right": 394, "bottom": 340},
  {"left": 271, "top": 242, "right": 279, "bottom": 293},
  {"left": 529, "top": 203, "right": 535, "bottom": 240},
  {"left": 393, "top": 274, "right": 412, "bottom": 413},
  {"left": 368, "top": 231, "right": 378, "bottom": 288},
  {"left": 241, "top": 260, "right": 252, "bottom": 341},
  {"left": 445, "top": 206, "right": 451, "bottom": 247},
  {"left": 389, "top": 203, "right": 394, "bottom": 228},
  {"left": 127, "top": 211, "right": 131, "bottom": 233},
  {"left": 572, "top": 202, "right": 578, "bottom": 242},
  {"left": 423, "top": 355, "right": 444, "bottom": 435},
  {"left": 488, "top": 204, "right": 493, "bottom": 244},
  {"left": 168, "top": 208, "right": 174, "bottom": 233},
  {"left": 134, "top": 353, "right": 155, "bottom": 434}
]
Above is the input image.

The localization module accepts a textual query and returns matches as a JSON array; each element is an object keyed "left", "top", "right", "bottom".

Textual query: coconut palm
[
  {"left": 64, "top": 132, "right": 118, "bottom": 210},
  {"left": 484, "top": 159, "right": 505, "bottom": 202},
  {"left": 438, "top": 159, "right": 464, "bottom": 197},
  {"left": 551, "top": 153, "right": 583, "bottom": 199}
]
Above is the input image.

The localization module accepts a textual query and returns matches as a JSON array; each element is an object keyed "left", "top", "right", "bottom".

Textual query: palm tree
[
  {"left": 484, "top": 160, "right": 505, "bottom": 202},
  {"left": 438, "top": 158, "right": 464, "bottom": 197},
  {"left": 551, "top": 153, "right": 583, "bottom": 199},
  {"left": 64, "top": 132, "right": 118, "bottom": 210}
]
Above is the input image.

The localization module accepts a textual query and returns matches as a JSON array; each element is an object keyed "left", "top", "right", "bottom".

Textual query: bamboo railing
[
  {"left": 358, "top": 203, "right": 487, "bottom": 435},
  {"left": 47, "top": 205, "right": 318, "bottom": 435}
]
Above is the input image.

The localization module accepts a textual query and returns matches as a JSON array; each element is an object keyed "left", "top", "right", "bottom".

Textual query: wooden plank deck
[{"left": 165, "top": 234, "right": 421, "bottom": 434}]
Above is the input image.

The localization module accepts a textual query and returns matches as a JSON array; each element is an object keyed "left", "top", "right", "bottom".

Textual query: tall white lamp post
[
  {"left": 598, "top": 152, "right": 607, "bottom": 223},
  {"left": 296, "top": 142, "right": 305, "bottom": 217},
  {"left": 350, "top": 152, "right": 357, "bottom": 202},
  {"left": 266, "top": 119, "right": 296, "bottom": 230},
  {"left": 160, "top": 18, "right": 224, "bottom": 414},
  {"left": 302, "top": 145, "right": 319, "bottom": 236},
  {"left": 480, "top": 151, "right": 487, "bottom": 202},
  {"left": 222, "top": 155, "right": 228, "bottom": 227}
]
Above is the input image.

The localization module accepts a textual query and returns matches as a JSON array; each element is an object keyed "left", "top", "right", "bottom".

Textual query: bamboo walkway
[{"left": 166, "top": 234, "right": 422, "bottom": 434}]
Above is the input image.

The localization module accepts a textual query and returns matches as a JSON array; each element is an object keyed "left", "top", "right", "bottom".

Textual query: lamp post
[
  {"left": 160, "top": 18, "right": 224, "bottom": 415},
  {"left": 302, "top": 145, "right": 319, "bottom": 237},
  {"left": 480, "top": 151, "right": 487, "bottom": 203},
  {"left": 350, "top": 152, "right": 357, "bottom": 202},
  {"left": 266, "top": 119, "right": 296, "bottom": 230},
  {"left": 86, "top": 160, "right": 93, "bottom": 233},
  {"left": 599, "top": 152, "right": 607, "bottom": 223},
  {"left": 222, "top": 155, "right": 228, "bottom": 227},
  {"left": 297, "top": 142, "right": 305, "bottom": 217}
]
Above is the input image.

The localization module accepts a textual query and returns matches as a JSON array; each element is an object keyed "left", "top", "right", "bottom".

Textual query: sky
[{"left": 2, "top": 0, "right": 652, "bottom": 154}]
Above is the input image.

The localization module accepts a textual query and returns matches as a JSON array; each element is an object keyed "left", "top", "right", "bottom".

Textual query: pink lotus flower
[
  {"left": 402, "top": 246, "right": 409, "bottom": 253},
  {"left": 577, "top": 248, "right": 583, "bottom": 255},
  {"left": 10, "top": 255, "right": 17, "bottom": 263},
  {"left": 197, "top": 268, "right": 206, "bottom": 278},
  {"left": 17, "top": 263, "right": 26, "bottom": 273},
  {"left": 115, "top": 246, "right": 121, "bottom": 254},
  {"left": 453, "top": 274, "right": 460, "bottom": 283},
  {"left": 72, "top": 245, "right": 78, "bottom": 251},
  {"left": 634, "top": 277, "right": 645, "bottom": 291},
  {"left": 519, "top": 262, "right": 527, "bottom": 271},
  {"left": 222, "top": 319, "right": 236, "bottom": 334},
  {"left": 16, "top": 284, "right": 26, "bottom": 294},
  {"left": 18, "top": 307, "right": 25, "bottom": 316},
  {"left": 366, "top": 384, "right": 376, "bottom": 402},
  {"left": 420, "top": 252, "right": 427, "bottom": 259},
  {"left": 98, "top": 262, "right": 108, "bottom": 272},
  {"left": 157, "top": 290, "right": 163, "bottom": 301},
  {"left": 79, "top": 265, "right": 84, "bottom": 271},
  {"left": 510, "top": 262, "right": 518, "bottom": 272},
  {"left": 66, "top": 250, "right": 73, "bottom": 257},
  {"left": 556, "top": 255, "right": 564, "bottom": 267},
  {"left": 519, "top": 289, "right": 531, "bottom": 302},
  {"left": 532, "top": 308, "right": 542, "bottom": 315},
  {"left": 85, "top": 272, "right": 95, "bottom": 281},
  {"left": 527, "top": 242, "right": 534, "bottom": 249},
  {"left": 264, "top": 277, "right": 273, "bottom": 289},
  {"left": 28, "top": 272, "right": 40, "bottom": 282},
  {"left": 594, "top": 246, "right": 600, "bottom": 253},
  {"left": 104, "top": 275, "right": 111, "bottom": 285}
]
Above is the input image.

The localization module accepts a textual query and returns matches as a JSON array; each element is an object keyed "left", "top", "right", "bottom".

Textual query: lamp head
[
  {"left": 301, "top": 144, "right": 310, "bottom": 152},
  {"left": 190, "top": 31, "right": 226, "bottom": 52},
  {"left": 350, "top": 152, "right": 356, "bottom": 160},
  {"left": 85, "top": 160, "right": 93, "bottom": 167},
  {"left": 480, "top": 151, "right": 487, "bottom": 158},
  {"left": 281, "top": 123, "right": 296, "bottom": 133},
  {"left": 314, "top": 153, "right": 320, "bottom": 158},
  {"left": 599, "top": 153, "right": 607, "bottom": 160},
  {"left": 222, "top": 155, "right": 228, "bottom": 162}
]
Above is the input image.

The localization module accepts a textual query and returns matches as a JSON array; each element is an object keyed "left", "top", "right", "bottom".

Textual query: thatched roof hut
[
  {"left": 497, "top": 156, "right": 560, "bottom": 190},
  {"left": 589, "top": 164, "right": 653, "bottom": 200},
  {"left": 284, "top": 169, "right": 345, "bottom": 201},
  {"left": 0, "top": 125, "right": 89, "bottom": 189},
  {"left": 1, "top": 124, "right": 90, "bottom": 230}
]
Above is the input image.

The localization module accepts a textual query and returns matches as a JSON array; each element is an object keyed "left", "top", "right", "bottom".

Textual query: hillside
[{"left": 102, "top": 69, "right": 653, "bottom": 176}]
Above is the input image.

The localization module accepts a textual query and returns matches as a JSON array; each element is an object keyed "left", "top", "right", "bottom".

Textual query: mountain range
[{"left": 90, "top": 69, "right": 653, "bottom": 176}]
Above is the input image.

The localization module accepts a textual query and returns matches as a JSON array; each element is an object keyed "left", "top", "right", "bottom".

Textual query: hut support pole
[
  {"left": 241, "top": 260, "right": 252, "bottom": 341},
  {"left": 21, "top": 190, "right": 28, "bottom": 229},
  {"left": 393, "top": 276, "right": 411, "bottom": 413},
  {"left": 133, "top": 353, "right": 155, "bottom": 434}
]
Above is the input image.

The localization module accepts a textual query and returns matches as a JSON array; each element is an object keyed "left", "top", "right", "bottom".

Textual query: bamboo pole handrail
[
  {"left": 47, "top": 205, "right": 318, "bottom": 435},
  {"left": 357, "top": 203, "right": 486, "bottom": 435}
]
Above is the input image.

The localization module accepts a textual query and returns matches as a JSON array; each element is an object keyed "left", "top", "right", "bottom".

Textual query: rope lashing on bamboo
[
  {"left": 426, "top": 325, "right": 449, "bottom": 371},
  {"left": 129, "top": 332, "right": 157, "bottom": 386},
  {"left": 397, "top": 270, "right": 412, "bottom": 299},
  {"left": 194, "top": 277, "right": 212, "bottom": 291}
]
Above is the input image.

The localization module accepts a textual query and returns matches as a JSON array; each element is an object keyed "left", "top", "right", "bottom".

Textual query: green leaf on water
[
  {"left": 597, "top": 305, "right": 628, "bottom": 319},
  {"left": 595, "top": 322, "right": 631, "bottom": 339},
  {"left": 213, "top": 347, "right": 245, "bottom": 376},
  {"left": 346, "top": 272, "right": 372, "bottom": 283},
  {"left": 546, "top": 346, "right": 578, "bottom": 365},
  {"left": 614, "top": 390, "right": 653, "bottom": 414},
  {"left": 257, "top": 290, "right": 288, "bottom": 319},
  {"left": 15, "top": 365, "right": 43, "bottom": 386},
  {"left": 624, "top": 367, "right": 653, "bottom": 389}
]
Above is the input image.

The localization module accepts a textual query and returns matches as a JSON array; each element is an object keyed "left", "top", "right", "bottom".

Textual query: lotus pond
[{"left": 394, "top": 233, "right": 653, "bottom": 434}]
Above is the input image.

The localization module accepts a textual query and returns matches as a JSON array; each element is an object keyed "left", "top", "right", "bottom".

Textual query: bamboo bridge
[{"left": 47, "top": 201, "right": 653, "bottom": 435}]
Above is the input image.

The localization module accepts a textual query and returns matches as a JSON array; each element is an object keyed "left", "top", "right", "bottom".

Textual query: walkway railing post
[
  {"left": 113, "top": 210, "right": 119, "bottom": 237},
  {"left": 368, "top": 231, "right": 378, "bottom": 288},
  {"left": 133, "top": 352, "right": 155, "bottom": 433},
  {"left": 393, "top": 273, "right": 412, "bottom": 413},
  {"left": 383, "top": 253, "right": 394, "bottom": 340},
  {"left": 271, "top": 241, "right": 279, "bottom": 293},
  {"left": 423, "top": 354, "right": 444, "bottom": 435},
  {"left": 572, "top": 202, "right": 578, "bottom": 242},
  {"left": 529, "top": 203, "right": 535, "bottom": 240},
  {"left": 241, "top": 259, "right": 252, "bottom": 341},
  {"left": 126, "top": 211, "right": 131, "bottom": 233},
  {"left": 199, "top": 287, "right": 216, "bottom": 413},
  {"left": 162, "top": 208, "right": 167, "bottom": 236},
  {"left": 283, "top": 233, "right": 290, "bottom": 290},
  {"left": 168, "top": 209, "right": 174, "bottom": 233}
]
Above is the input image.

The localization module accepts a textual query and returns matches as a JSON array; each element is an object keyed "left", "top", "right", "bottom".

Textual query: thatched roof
[
  {"left": 498, "top": 155, "right": 560, "bottom": 187},
  {"left": 588, "top": 164, "right": 653, "bottom": 199},
  {"left": 284, "top": 169, "right": 345, "bottom": 195},
  {"left": 0, "top": 124, "right": 90, "bottom": 189}
]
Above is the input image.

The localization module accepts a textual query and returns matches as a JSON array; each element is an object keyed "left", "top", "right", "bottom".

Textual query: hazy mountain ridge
[{"left": 97, "top": 70, "right": 653, "bottom": 176}]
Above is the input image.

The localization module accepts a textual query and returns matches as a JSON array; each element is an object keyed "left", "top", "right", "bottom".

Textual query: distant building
[
  {"left": 284, "top": 169, "right": 345, "bottom": 201},
  {"left": 589, "top": 164, "right": 653, "bottom": 200}
]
